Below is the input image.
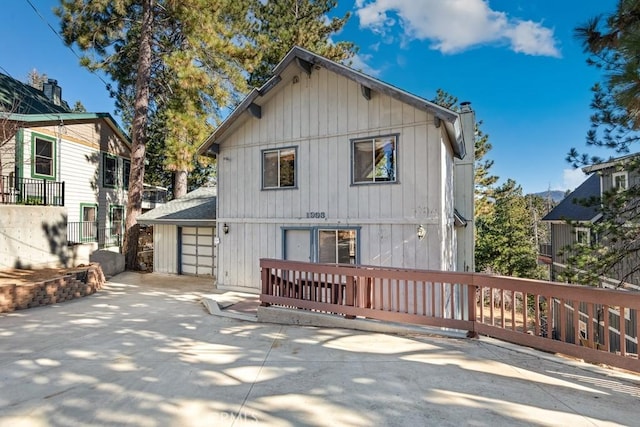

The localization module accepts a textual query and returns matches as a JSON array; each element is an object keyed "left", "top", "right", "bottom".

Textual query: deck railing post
[{"left": 260, "top": 260, "right": 270, "bottom": 307}]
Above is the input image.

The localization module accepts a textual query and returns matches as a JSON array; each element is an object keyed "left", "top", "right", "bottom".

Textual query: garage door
[{"left": 181, "top": 227, "right": 215, "bottom": 276}]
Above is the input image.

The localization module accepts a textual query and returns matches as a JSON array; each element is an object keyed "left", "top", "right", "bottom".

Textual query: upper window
[
  {"left": 262, "top": 147, "right": 296, "bottom": 189},
  {"left": 575, "top": 227, "right": 590, "bottom": 245},
  {"left": 123, "top": 159, "right": 131, "bottom": 190},
  {"left": 103, "top": 153, "right": 118, "bottom": 188},
  {"left": 612, "top": 171, "right": 628, "bottom": 192},
  {"left": 352, "top": 135, "right": 397, "bottom": 184},
  {"left": 32, "top": 136, "right": 55, "bottom": 179}
]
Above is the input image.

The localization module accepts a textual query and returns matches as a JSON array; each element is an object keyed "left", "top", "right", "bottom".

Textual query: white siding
[
  {"left": 153, "top": 224, "right": 178, "bottom": 274},
  {"left": 216, "top": 65, "right": 456, "bottom": 291}
]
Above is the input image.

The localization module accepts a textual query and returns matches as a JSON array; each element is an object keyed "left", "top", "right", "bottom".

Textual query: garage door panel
[
  {"left": 182, "top": 254, "right": 197, "bottom": 264},
  {"left": 182, "top": 235, "right": 197, "bottom": 245},
  {"left": 182, "top": 264, "right": 197, "bottom": 275},
  {"left": 198, "top": 235, "right": 213, "bottom": 246},
  {"left": 183, "top": 227, "right": 198, "bottom": 234},
  {"left": 198, "top": 246, "right": 213, "bottom": 256}
]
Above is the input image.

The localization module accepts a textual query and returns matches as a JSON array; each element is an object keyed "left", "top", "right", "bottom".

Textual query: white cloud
[
  {"left": 347, "top": 53, "right": 382, "bottom": 77},
  {"left": 355, "top": 0, "right": 561, "bottom": 57},
  {"left": 561, "top": 168, "right": 587, "bottom": 191}
]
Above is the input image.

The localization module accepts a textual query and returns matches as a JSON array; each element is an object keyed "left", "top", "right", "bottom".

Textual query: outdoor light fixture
[
  {"left": 417, "top": 225, "right": 426, "bottom": 240},
  {"left": 223, "top": 223, "right": 229, "bottom": 234}
]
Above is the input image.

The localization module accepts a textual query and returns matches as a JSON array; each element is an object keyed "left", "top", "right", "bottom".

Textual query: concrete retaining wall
[
  {"left": 0, "top": 205, "right": 71, "bottom": 269},
  {"left": 0, "top": 263, "right": 105, "bottom": 313}
]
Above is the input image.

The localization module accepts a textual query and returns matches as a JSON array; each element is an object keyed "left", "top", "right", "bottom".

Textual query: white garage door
[{"left": 181, "top": 227, "right": 215, "bottom": 276}]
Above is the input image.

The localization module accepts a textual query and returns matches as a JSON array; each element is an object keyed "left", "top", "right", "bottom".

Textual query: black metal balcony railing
[
  {"left": 539, "top": 243, "right": 552, "bottom": 258},
  {"left": 67, "top": 221, "right": 123, "bottom": 249},
  {"left": 0, "top": 175, "right": 65, "bottom": 206}
]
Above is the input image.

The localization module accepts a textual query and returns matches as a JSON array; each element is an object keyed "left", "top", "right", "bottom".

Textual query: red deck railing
[{"left": 260, "top": 258, "right": 640, "bottom": 373}]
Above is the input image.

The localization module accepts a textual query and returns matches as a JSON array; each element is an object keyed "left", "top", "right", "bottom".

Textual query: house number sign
[{"left": 306, "top": 211, "right": 326, "bottom": 219}]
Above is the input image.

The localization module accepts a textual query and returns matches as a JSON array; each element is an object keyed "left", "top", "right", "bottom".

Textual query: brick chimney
[{"left": 42, "top": 79, "right": 62, "bottom": 106}]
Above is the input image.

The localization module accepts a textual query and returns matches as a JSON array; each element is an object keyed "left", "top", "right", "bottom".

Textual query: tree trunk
[
  {"left": 124, "top": 0, "right": 153, "bottom": 270},
  {"left": 173, "top": 170, "right": 188, "bottom": 199}
]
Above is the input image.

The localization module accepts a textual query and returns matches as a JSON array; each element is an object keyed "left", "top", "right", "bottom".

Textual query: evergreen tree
[
  {"left": 563, "top": 1, "right": 640, "bottom": 285},
  {"left": 475, "top": 180, "right": 545, "bottom": 278},
  {"left": 56, "top": 0, "right": 258, "bottom": 267},
  {"left": 248, "top": 0, "right": 356, "bottom": 87}
]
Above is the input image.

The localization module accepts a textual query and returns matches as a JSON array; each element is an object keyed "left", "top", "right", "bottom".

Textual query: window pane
[
  {"left": 123, "top": 160, "right": 131, "bottom": 189},
  {"left": 35, "top": 138, "right": 53, "bottom": 176},
  {"left": 337, "top": 230, "right": 357, "bottom": 264},
  {"left": 318, "top": 230, "right": 337, "bottom": 263},
  {"left": 111, "top": 207, "right": 124, "bottom": 235},
  {"left": 373, "top": 138, "right": 395, "bottom": 181},
  {"left": 280, "top": 149, "right": 295, "bottom": 187},
  {"left": 353, "top": 141, "right": 374, "bottom": 182},
  {"left": 263, "top": 151, "right": 279, "bottom": 188},
  {"left": 104, "top": 155, "right": 117, "bottom": 187}
]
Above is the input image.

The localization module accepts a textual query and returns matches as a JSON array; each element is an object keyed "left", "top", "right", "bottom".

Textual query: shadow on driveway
[{"left": 0, "top": 272, "right": 638, "bottom": 426}]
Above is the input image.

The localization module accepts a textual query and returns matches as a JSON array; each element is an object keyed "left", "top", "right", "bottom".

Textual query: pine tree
[
  {"left": 248, "top": 0, "right": 356, "bottom": 87},
  {"left": 563, "top": 1, "right": 640, "bottom": 285}
]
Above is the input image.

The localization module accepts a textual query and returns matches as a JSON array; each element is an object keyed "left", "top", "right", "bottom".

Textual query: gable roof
[
  {"left": 137, "top": 186, "right": 217, "bottom": 226},
  {"left": 0, "top": 72, "right": 70, "bottom": 115},
  {"left": 582, "top": 153, "right": 640, "bottom": 173},
  {"left": 0, "top": 71, "right": 131, "bottom": 147},
  {"left": 199, "top": 46, "right": 466, "bottom": 159},
  {"left": 542, "top": 174, "right": 600, "bottom": 222}
]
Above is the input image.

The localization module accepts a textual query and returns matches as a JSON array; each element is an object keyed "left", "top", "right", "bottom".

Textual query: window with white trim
[
  {"left": 262, "top": 147, "right": 296, "bottom": 189},
  {"left": 33, "top": 136, "right": 55, "bottom": 178},
  {"left": 352, "top": 135, "right": 397, "bottom": 184},
  {"left": 575, "top": 227, "right": 590, "bottom": 245},
  {"left": 612, "top": 171, "right": 628, "bottom": 192}
]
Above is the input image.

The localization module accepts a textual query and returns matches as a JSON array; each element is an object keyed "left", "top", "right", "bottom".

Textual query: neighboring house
[
  {"left": 137, "top": 186, "right": 217, "bottom": 277},
  {"left": 543, "top": 154, "right": 640, "bottom": 287},
  {"left": 0, "top": 72, "right": 131, "bottom": 268},
  {"left": 198, "top": 46, "right": 475, "bottom": 293}
]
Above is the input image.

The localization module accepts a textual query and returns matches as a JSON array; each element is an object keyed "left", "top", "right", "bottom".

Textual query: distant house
[
  {"left": 137, "top": 186, "right": 217, "bottom": 277},
  {"left": 198, "top": 46, "right": 475, "bottom": 293},
  {"left": 543, "top": 154, "right": 640, "bottom": 287},
  {"left": 0, "top": 72, "right": 131, "bottom": 268}
]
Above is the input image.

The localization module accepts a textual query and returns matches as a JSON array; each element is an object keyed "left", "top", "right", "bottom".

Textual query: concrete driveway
[{"left": 1, "top": 272, "right": 639, "bottom": 427}]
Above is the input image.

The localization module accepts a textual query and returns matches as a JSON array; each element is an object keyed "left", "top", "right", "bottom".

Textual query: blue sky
[{"left": 1, "top": 0, "right": 618, "bottom": 194}]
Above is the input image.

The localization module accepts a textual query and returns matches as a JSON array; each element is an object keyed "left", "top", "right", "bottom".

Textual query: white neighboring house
[
  {"left": 137, "top": 186, "right": 217, "bottom": 277},
  {"left": 199, "top": 46, "right": 475, "bottom": 293},
  {"left": 0, "top": 73, "right": 131, "bottom": 268}
]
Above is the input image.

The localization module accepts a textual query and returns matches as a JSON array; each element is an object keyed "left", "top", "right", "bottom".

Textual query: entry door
[{"left": 284, "top": 229, "right": 311, "bottom": 262}]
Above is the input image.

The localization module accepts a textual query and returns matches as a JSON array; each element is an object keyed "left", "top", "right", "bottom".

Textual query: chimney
[
  {"left": 454, "top": 101, "right": 475, "bottom": 273},
  {"left": 43, "top": 79, "right": 62, "bottom": 106}
]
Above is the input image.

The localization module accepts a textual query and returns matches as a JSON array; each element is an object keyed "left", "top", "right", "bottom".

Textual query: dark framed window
[
  {"left": 103, "top": 153, "right": 118, "bottom": 188},
  {"left": 352, "top": 135, "right": 397, "bottom": 184},
  {"left": 262, "top": 147, "right": 296, "bottom": 189},
  {"left": 123, "top": 159, "right": 131, "bottom": 189},
  {"left": 32, "top": 135, "right": 55, "bottom": 179}
]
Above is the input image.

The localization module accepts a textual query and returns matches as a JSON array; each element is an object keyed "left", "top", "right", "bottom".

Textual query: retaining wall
[{"left": 0, "top": 263, "right": 105, "bottom": 313}]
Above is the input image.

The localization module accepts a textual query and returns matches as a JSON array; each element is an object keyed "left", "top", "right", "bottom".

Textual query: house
[
  {"left": 137, "top": 186, "right": 217, "bottom": 277},
  {"left": 543, "top": 154, "right": 640, "bottom": 287},
  {"left": 0, "top": 72, "right": 131, "bottom": 269},
  {"left": 198, "top": 46, "right": 475, "bottom": 293}
]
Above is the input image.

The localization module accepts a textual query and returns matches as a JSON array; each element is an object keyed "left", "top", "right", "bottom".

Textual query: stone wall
[{"left": 0, "top": 263, "right": 105, "bottom": 313}]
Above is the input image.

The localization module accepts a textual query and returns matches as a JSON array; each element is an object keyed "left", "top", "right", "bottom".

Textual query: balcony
[
  {"left": 67, "top": 221, "right": 123, "bottom": 249},
  {"left": 142, "top": 184, "right": 168, "bottom": 211},
  {"left": 0, "top": 175, "right": 64, "bottom": 206}
]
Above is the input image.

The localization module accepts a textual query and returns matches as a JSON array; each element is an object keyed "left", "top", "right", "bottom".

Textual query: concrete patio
[{"left": 0, "top": 271, "right": 639, "bottom": 426}]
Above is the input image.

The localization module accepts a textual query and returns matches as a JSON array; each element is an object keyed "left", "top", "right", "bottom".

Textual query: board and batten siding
[
  {"left": 153, "top": 224, "right": 178, "bottom": 274},
  {"left": 217, "top": 66, "right": 456, "bottom": 290}
]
